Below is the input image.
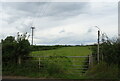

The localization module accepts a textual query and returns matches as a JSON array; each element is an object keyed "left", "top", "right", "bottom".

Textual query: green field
[
  {"left": 30, "top": 46, "right": 92, "bottom": 56},
  {"left": 28, "top": 46, "right": 92, "bottom": 78},
  {"left": 30, "top": 46, "right": 92, "bottom": 67}
]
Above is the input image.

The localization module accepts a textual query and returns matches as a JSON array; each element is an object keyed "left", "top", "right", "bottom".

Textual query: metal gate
[{"left": 23, "top": 55, "right": 93, "bottom": 76}]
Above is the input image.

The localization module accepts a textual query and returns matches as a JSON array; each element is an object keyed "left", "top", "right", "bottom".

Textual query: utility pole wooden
[
  {"left": 97, "top": 30, "right": 100, "bottom": 63},
  {"left": 31, "top": 27, "right": 35, "bottom": 45},
  {"left": 94, "top": 26, "right": 100, "bottom": 64}
]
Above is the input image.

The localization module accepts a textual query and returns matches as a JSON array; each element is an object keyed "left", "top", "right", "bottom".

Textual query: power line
[
  {"left": 31, "top": 1, "right": 52, "bottom": 27},
  {"left": 29, "top": 1, "right": 52, "bottom": 45},
  {"left": 29, "top": 2, "right": 50, "bottom": 45}
]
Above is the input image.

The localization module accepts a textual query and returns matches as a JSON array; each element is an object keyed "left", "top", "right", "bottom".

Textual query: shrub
[
  {"left": 86, "top": 62, "right": 119, "bottom": 79},
  {"left": 2, "top": 36, "right": 31, "bottom": 64},
  {"left": 3, "top": 60, "right": 39, "bottom": 76},
  {"left": 91, "top": 39, "right": 120, "bottom": 65}
]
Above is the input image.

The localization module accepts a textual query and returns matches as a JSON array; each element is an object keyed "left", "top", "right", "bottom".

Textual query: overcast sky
[{"left": 0, "top": 1, "right": 118, "bottom": 45}]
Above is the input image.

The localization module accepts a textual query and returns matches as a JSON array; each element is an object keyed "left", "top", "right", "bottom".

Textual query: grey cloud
[
  {"left": 87, "top": 28, "right": 94, "bottom": 33},
  {"left": 2, "top": 2, "right": 46, "bottom": 14},
  {"left": 2, "top": 2, "right": 89, "bottom": 24},
  {"left": 35, "top": 35, "right": 96, "bottom": 45},
  {"left": 44, "top": 2, "right": 90, "bottom": 19},
  {"left": 1, "top": 2, "right": 116, "bottom": 45},
  {"left": 59, "top": 29, "right": 65, "bottom": 33},
  {"left": 2, "top": 2, "right": 48, "bottom": 23},
  {"left": 16, "top": 24, "right": 31, "bottom": 33}
]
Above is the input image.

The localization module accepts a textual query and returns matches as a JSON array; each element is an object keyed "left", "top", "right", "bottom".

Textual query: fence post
[
  {"left": 38, "top": 58, "right": 40, "bottom": 69},
  {"left": 18, "top": 56, "right": 21, "bottom": 64},
  {"left": 89, "top": 54, "right": 93, "bottom": 68}
]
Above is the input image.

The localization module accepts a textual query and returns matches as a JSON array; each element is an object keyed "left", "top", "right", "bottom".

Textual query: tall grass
[{"left": 85, "top": 62, "right": 119, "bottom": 79}]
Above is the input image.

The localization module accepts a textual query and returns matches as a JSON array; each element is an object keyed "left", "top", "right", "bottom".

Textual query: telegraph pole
[
  {"left": 97, "top": 30, "right": 100, "bottom": 63},
  {"left": 31, "top": 27, "right": 35, "bottom": 45},
  {"left": 94, "top": 26, "right": 100, "bottom": 64}
]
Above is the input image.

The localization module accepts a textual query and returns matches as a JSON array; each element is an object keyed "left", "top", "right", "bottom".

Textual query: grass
[
  {"left": 3, "top": 46, "right": 92, "bottom": 79},
  {"left": 30, "top": 46, "right": 92, "bottom": 56},
  {"left": 30, "top": 46, "right": 91, "bottom": 68},
  {"left": 3, "top": 45, "right": 120, "bottom": 79},
  {"left": 28, "top": 46, "right": 92, "bottom": 79},
  {"left": 85, "top": 62, "right": 119, "bottom": 79}
]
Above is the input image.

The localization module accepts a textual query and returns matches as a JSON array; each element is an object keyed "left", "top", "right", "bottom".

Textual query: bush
[
  {"left": 2, "top": 36, "right": 32, "bottom": 77},
  {"left": 91, "top": 39, "right": 120, "bottom": 65},
  {"left": 86, "top": 62, "right": 119, "bottom": 79},
  {"left": 2, "top": 36, "right": 17, "bottom": 62},
  {"left": 2, "top": 36, "right": 31, "bottom": 64},
  {"left": 3, "top": 60, "right": 40, "bottom": 77},
  {"left": 15, "top": 39, "right": 31, "bottom": 57},
  {"left": 90, "top": 38, "right": 120, "bottom": 79}
]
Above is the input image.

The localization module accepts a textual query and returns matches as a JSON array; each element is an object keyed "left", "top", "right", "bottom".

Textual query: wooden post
[
  {"left": 38, "top": 58, "right": 40, "bottom": 69},
  {"left": 89, "top": 55, "right": 90, "bottom": 67},
  {"left": 89, "top": 55, "right": 93, "bottom": 68},
  {"left": 97, "top": 30, "right": 100, "bottom": 64},
  {"left": 18, "top": 56, "right": 21, "bottom": 64}
]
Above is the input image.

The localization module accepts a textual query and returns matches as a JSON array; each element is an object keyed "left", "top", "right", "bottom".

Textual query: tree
[
  {"left": 2, "top": 36, "right": 17, "bottom": 63},
  {"left": 16, "top": 39, "right": 30, "bottom": 64},
  {"left": 16, "top": 32, "right": 31, "bottom": 64},
  {"left": 2, "top": 35, "right": 31, "bottom": 64}
]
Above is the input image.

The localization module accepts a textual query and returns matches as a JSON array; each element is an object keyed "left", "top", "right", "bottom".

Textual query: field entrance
[
  {"left": 24, "top": 55, "right": 91, "bottom": 76},
  {"left": 23, "top": 46, "right": 93, "bottom": 77},
  {"left": 3, "top": 46, "right": 93, "bottom": 79}
]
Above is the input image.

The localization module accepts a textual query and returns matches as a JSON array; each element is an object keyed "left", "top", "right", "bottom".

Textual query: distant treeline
[
  {"left": 31, "top": 45, "right": 62, "bottom": 51},
  {"left": 31, "top": 45, "right": 88, "bottom": 51}
]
